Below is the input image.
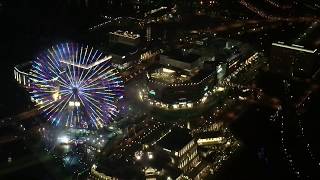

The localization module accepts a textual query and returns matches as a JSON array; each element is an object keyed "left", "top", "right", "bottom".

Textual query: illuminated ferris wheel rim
[
  {"left": 31, "top": 55, "right": 121, "bottom": 84},
  {"left": 30, "top": 42, "right": 124, "bottom": 129}
]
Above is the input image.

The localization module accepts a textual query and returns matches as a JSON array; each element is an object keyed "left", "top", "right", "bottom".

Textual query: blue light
[{"left": 30, "top": 43, "right": 124, "bottom": 129}]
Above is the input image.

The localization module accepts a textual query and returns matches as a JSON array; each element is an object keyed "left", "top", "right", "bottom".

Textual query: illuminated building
[
  {"left": 109, "top": 30, "right": 142, "bottom": 71},
  {"left": 13, "top": 61, "right": 32, "bottom": 88},
  {"left": 156, "top": 128, "right": 200, "bottom": 173},
  {"left": 109, "top": 30, "right": 141, "bottom": 46},
  {"left": 89, "top": 164, "right": 118, "bottom": 180},
  {"left": 191, "top": 39, "right": 248, "bottom": 79},
  {"left": 142, "top": 45, "right": 247, "bottom": 110},
  {"left": 109, "top": 43, "right": 140, "bottom": 71},
  {"left": 146, "top": 26, "right": 152, "bottom": 42},
  {"left": 142, "top": 48, "right": 219, "bottom": 110},
  {"left": 197, "top": 137, "right": 226, "bottom": 146},
  {"left": 145, "top": 64, "right": 217, "bottom": 110},
  {"left": 270, "top": 42, "right": 319, "bottom": 78},
  {"left": 159, "top": 50, "right": 202, "bottom": 72},
  {"left": 195, "top": 130, "right": 227, "bottom": 147},
  {"left": 144, "top": 167, "right": 158, "bottom": 180}
]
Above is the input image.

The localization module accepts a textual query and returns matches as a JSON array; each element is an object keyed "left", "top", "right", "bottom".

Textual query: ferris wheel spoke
[
  {"left": 79, "top": 46, "right": 94, "bottom": 85},
  {"left": 78, "top": 52, "right": 104, "bottom": 86},
  {"left": 57, "top": 44, "right": 76, "bottom": 86},
  {"left": 30, "top": 43, "right": 123, "bottom": 129},
  {"left": 67, "top": 43, "right": 77, "bottom": 87},
  {"left": 79, "top": 49, "right": 104, "bottom": 84},
  {"left": 77, "top": 45, "right": 90, "bottom": 85},
  {"left": 80, "top": 65, "right": 112, "bottom": 88},
  {"left": 43, "top": 93, "right": 73, "bottom": 116},
  {"left": 80, "top": 94, "right": 104, "bottom": 116},
  {"left": 49, "top": 47, "right": 73, "bottom": 86}
]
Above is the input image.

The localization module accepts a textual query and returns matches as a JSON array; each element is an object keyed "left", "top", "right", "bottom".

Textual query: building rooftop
[
  {"left": 163, "top": 50, "right": 201, "bottom": 64},
  {"left": 96, "top": 159, "right": 144, "bottom": 179},
  {"left": 149, "top": 66, "right": 191, "bottom": 84},
  {"left": 272, "top": 42, "right": 317, "bottom": 54},
  {"left": 110, "top": 30, "right": 140, "bottom": 40},
  {"left": 148, "top": 64, "right": 214, "bottom": 85},
  {"left": 194, "top": 131, "right": 223, "bottom": 139},
  {"left": 157, "top": 128, "right": 193, "bottom": 152},
  {"left": 190, "top": 69, "right": 214, "bottom": 82},
  {"left": 109, "top": 43, "right": 139, "bottom": 57}
]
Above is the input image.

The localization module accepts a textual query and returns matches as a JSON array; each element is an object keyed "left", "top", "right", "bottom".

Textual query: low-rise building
[
  {"left": 109, "top": 30, "right": 141, "bottom": 46},
  {"left": 108, "top": 30, "right": 143, "bottom": 71},
  {"left": 156, "top": 128, "right": 200, "bottom": 173},
  {"left": 13, "top": 61, "right": 32, "bottom": 87}
]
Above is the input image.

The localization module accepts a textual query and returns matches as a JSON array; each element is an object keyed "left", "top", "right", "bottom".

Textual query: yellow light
[
  {"left": 75, "top": 101, "right": 81, "bottom": 107},
  {"left": 201, "top": 96, "right": 207, "bottom": 103},
  {"left": 52, "top": 92, "right": 60, "bottom": 101},
  {"left": 147, "top": 152, "right": 153, "bottom": 159},
  {"left": 162, "top": 68, "right": 175, "bottom": 73},
  {"left": 138, "top": 91, "right": 143, "bottom": 100},
  {"left": 217, "top": 87, "right": 225, "bottom": 92}
]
